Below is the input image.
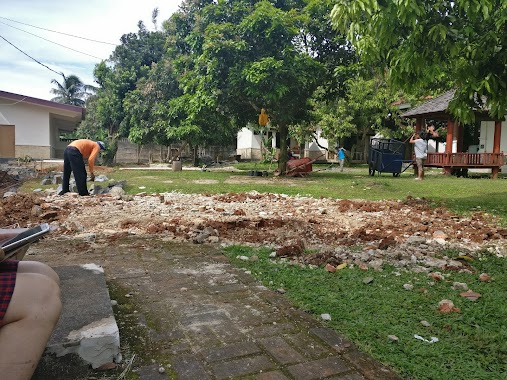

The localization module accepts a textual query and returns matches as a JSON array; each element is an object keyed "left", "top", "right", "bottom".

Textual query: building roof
[
  {"left": 0, "top": 90, "right": 85, "bottom": 120},
  {"left": 401, "top": 90, "right": 455, "bottom": 118}
]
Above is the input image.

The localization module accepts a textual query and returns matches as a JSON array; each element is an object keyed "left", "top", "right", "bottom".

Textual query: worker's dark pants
[{"left": 62, "top": 146, "right": 89, "bottom": 196}]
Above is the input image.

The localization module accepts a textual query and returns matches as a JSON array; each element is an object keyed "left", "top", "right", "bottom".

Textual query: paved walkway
[{"left": 35, "top": 238, "right": 402, "bottom": 380}]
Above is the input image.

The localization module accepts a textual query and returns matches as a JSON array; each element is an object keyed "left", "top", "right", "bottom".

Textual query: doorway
[{"left": 0, "top": 125, "right": 15, "bottom": 158}]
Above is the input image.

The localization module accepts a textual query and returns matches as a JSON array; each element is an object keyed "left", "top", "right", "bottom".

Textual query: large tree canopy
[
  {"left": 331, "top": 0, "right": 507, "bottom": 122},
  {"left": 161, "top": 0, "right": 327, "bottom": 171},
  {"left": 81, "top": 0, "right": 364, "bottom": 169}
]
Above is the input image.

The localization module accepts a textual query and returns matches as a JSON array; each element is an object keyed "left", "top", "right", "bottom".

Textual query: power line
[
  {"left": 0, "top": 16, "right": 117, "bottom": 46},
  {"left": 0, "top": 34, "right": 62, "bottom": 76},
  {"left": 0, "top": 20, "right": 106, "bottom": 60}
]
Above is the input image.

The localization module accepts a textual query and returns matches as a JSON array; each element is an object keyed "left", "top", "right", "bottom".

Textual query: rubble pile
[{"left": 1, "top": 190, "right": 505, "bottom": 270}]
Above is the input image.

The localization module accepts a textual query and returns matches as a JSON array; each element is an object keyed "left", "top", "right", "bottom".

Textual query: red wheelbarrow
[{"left": 274, "top": 154, "right": 325, "bottom": 177}]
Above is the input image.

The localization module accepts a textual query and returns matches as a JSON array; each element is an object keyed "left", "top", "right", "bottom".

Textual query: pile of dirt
[{"left": 1, "top": 191, "right": 506, "bottom": 267}]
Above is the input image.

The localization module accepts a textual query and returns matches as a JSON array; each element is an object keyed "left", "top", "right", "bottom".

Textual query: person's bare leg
[
  {"left": 0, "top": 273, "right": 62, "bottom": 380},
  {"left": 17, "top": 261, "right": 60, "bottom": 285}
]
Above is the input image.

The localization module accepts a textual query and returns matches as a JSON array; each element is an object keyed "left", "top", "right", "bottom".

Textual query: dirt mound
[
  {"left": 2, "top": 192, "right": 506, "bottom": 254},
  {"left": 0, "top": 193, "right": 68, "bottom": 227}
]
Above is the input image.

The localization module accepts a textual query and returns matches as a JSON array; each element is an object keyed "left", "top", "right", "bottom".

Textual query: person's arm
[{"left": 409, "top": 134, "right": 416, "bottom": 143}]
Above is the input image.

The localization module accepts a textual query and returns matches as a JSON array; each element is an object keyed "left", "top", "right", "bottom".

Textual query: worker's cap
[{"left": 97, "top": 141, "right": 106, "bottom": 151}]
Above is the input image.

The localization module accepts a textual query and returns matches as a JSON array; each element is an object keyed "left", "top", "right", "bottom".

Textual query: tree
[
  {"left": 79, "top": 20, "right": 167, "bottom": 163},
  {"left": 50, "top": 74, "right": 94, "bottom": 106},
  {"left": 331, "top": 0, "right": 507, "bottom": 122},
  {"left": 178, "top": 0, "right": 325, "bottom": 173},
  {"left": 311, "top": 73, "right": 404, "bottom": 158}
]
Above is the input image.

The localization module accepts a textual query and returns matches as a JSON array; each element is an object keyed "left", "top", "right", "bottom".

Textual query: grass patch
[{"left": 223, "top": 246, "right": 507, "bottom": 380}]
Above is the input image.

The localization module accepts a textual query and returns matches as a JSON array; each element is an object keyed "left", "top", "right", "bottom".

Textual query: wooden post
[
  {"left": 492, "top": 120, "right": 502, "bottom": 179},
  {"left": 444, "top": 118, "right": 454, "bottom": 175}
]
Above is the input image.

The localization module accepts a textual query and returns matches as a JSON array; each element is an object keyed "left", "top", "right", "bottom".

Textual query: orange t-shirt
[{"left": 69, "top": 139, "right": 101, "bottom": 174}]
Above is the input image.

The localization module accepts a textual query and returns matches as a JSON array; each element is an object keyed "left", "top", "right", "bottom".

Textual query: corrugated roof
[{"left": 401, "top": 90, "right": 455, "bottom": 118}]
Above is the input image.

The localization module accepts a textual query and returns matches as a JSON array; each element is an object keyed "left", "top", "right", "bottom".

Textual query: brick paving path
[{"left": 104, "top": 241, "right": 403, "bottom": 380}]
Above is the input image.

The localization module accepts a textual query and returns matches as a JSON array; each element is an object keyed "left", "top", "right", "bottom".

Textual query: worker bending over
[{"left": 60, "top": 139, "right": 105, "bottom": 196}]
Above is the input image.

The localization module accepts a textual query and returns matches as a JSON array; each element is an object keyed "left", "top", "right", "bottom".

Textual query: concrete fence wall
[{"left": 115, "top": 139, "right": 237, "bottom": 164}]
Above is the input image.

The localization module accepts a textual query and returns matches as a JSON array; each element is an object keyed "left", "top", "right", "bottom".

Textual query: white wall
[
  {"left": 479, "top": 120, "right": 507, "bottom": 173},
  {"left": 0, "top": 102, "right": 50, "bottom": 145},
  {"left": 237, "top": 127, "right": 263, "bottom": 149},
  {"left": 479, "top": 120, "right": 507, "bottom": 153}
]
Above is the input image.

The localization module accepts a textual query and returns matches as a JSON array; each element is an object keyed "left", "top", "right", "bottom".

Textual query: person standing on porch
[{"left": 410, "top": 132, "right": 427, "bottom": 180}]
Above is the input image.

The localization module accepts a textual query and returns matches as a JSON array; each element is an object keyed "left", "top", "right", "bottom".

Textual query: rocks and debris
[
  {"left": 460, "top": 290, "right": 481, "bottom": 301},
  {"left": 388, "top": 335, "right": 399, "bottom": 343},
  {"left": 452, "top": 282, "right": 469, "bottom": 291},
  {"left": 0, "top": 191, "right": 505, "bottom": 272},
  {"left": 438, "top": 299, "right": 461, "bottom": 313},
  {"left": 0, "top": 170, "right": 21, "bottom": 194}
]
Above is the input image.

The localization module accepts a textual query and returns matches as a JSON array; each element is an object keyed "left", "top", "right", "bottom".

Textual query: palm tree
[{"left": 50, "top": 74, "right": 95, "bottom": 106}]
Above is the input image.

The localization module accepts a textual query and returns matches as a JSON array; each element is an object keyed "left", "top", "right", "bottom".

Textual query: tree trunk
[
  {"left": 277, "top": 123, "right": 288, "bottom": 175},
  {"left": 102, "top": 136, "right": 118, "bottom": 166},
  {"left": 192, "top": 145, "right": 199, "bottom": 167},
  {"left": 361, "top": 128, "right": 369, "bottom": 163},
  {"left": 172, "top": 142, "right": 187, "bottom": 161}
]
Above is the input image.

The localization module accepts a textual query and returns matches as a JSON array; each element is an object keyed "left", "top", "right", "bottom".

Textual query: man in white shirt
[{"left": 410, "top": 132, "right": 427, "bottom": 180}]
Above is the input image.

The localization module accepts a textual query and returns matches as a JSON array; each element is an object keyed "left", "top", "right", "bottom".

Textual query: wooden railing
[{"left": 425, "top": 152, "right": 505, "bottom": 167}]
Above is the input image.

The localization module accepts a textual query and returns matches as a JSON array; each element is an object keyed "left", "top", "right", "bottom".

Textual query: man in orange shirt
[{"left": 59, "top": 139, "right": 105, "bottom": 196}]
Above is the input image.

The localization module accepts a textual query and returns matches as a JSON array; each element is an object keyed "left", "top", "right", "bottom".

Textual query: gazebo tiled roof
[{"left": 401, "top": 90, "right": 455, "bottom": 118}]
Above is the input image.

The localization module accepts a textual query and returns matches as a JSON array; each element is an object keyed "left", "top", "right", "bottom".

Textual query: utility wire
[
  {"left": 0, "top": 34, "right": 62, "bottom": 76},
  {"left": 0, "top": 20, "right": 105, "bottom": 60},
  {"left": 0, "top": 16, "right": 116, "bottom": 45}
]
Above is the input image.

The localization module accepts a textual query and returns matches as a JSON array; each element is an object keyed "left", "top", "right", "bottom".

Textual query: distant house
[{"left": 0, "top": 90, "right": 84, "bottom": 159}]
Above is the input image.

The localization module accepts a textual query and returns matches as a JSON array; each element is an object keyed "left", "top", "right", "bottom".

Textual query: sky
[{"left": 1, "top": 0, "right": 182, "bottom": 100}]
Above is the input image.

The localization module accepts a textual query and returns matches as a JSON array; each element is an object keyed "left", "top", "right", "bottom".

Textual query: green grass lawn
[{"left": 22, "top": 162, "right": 507, "bottom": 379}]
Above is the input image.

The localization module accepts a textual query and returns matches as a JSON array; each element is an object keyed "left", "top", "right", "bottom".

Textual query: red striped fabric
[{"left": 0, "top": 260, "right": 19, "bottom": 321}]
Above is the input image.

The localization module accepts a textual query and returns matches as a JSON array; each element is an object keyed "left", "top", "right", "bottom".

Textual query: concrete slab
[{"left": 32, "top": 264, "right": 120, "bottom": 379}]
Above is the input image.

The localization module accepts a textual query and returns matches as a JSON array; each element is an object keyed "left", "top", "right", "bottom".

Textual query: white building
[
  {"left": 236, "top": 126, "right": 336, "bottom": 162},
  {"left": 0, "top": 90, "right": 84, "bottom": 159}
]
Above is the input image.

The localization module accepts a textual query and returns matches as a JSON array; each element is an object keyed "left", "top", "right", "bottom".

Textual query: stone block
[{"left": 33, "top": 265, "right": 120, "bottom": 379}]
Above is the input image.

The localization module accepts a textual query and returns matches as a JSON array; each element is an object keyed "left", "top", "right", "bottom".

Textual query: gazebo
[{"left": 401, "top": 90, "right": 505, "bottom": 178}]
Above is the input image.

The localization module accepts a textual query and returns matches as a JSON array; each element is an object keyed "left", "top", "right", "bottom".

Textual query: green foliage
[
  {"left": 79, "top": 22, "right": 168, "bottom": 163},
  {"left": 78, "top": 0, "right": 362, "bottom": 171},
  {"left": 50, "top": 74, "right": 94, "bottom": 106},
  {"left": 311, "top": 73, "right": 408, "bottom": 151},
  {"left": 331, "top": 0, "right": 507, "bottom": 122}
]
